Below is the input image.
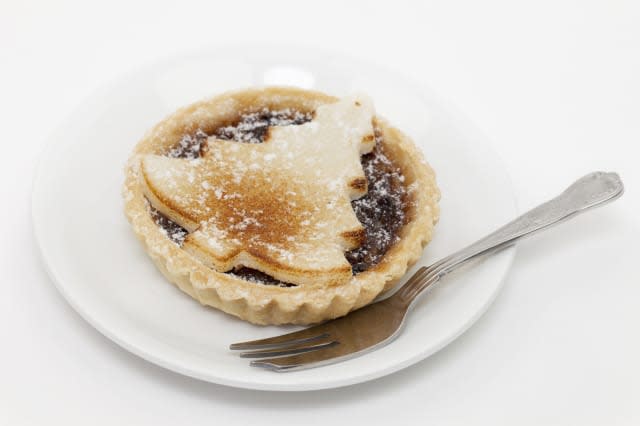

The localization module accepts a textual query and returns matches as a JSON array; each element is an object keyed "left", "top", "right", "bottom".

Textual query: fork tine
[
  {"left": 250, "top": 358, "right": 301, "bottom": 372},
  {"left": 229, "top": 327, "right": 331, "bottom": 351},
  {"left": 233, "top": 288, "right": 411, "bottom": 371},
  {"left": 249, "top": 341, "right": 354, "bottom": 372},
  {"left": 239, "top": 340, "right": 339, "bottom": 358},
  {"left": 247, "top": 296, "right": 410, "bottom": 371},
  {"left": 402, "top": 266, "right": 429, "bottom": 289}
]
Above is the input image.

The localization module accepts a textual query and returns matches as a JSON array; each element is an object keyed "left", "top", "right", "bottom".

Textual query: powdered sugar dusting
[
  {"left": 346, "top": 130, "right": 408, "bottom": 273},
  {"left": 167, "top": 130, "right": 208, "bottom": 159},
  {"left": 148, "top": 107, "right": 409, "bottom": 285},
  {"left": 215, "top": 108, "right": 312, "bottom": 144},
  {"left": 149, "top": 203, "right": 188, "bottom": 244}
]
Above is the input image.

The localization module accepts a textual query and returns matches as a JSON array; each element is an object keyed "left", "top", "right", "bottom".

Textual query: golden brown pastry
[{"left": 123, "top": 87, "right": 439, "bottom": 324}]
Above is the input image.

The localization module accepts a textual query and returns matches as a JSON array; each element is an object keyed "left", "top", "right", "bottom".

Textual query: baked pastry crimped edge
[{"left": 123, "top": 87, "right": 440, "bottom": 325}]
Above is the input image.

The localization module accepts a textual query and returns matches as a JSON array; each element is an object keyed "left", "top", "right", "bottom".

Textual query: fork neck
[{"left": 394, "top": 171, "right": 624, "bottom": 305}]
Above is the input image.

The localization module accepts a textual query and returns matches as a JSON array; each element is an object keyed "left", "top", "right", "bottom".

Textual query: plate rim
[{"left": 31, "top": 47, "right": 517, "bottom": 391}]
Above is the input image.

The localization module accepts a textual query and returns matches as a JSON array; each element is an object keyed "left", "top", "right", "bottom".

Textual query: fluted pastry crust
[{"left": 123, "top": 87, "right": 439, "bottom": 324}]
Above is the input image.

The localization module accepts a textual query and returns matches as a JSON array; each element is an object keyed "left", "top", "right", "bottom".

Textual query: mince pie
[{"left": 123, "top": 87, "right": 439, "bottom": 324}]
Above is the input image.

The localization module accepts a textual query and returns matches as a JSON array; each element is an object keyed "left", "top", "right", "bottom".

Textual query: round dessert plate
[{"left": 32, "top": 47, "right": 517, "bottom": 391}]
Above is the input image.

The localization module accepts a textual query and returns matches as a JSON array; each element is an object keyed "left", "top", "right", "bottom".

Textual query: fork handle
[{"left": 398, "top": 171, "right": 624, "bottom": 303}]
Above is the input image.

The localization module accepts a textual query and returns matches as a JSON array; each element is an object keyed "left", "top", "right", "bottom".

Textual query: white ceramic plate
[{"left": 32, "top": 47, "right": 516, "bottom": 391}]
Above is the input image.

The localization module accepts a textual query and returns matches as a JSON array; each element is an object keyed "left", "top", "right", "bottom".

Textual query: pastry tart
[{"left": 123, "top": 87, "right": 439, "bottom": 324}]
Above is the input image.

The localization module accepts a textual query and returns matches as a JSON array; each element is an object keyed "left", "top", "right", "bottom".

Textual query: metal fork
[{"left": 230, "top": 171, "right": 624, "bottom": 372}]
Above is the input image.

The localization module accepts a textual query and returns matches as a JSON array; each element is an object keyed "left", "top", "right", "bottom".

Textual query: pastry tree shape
[{"left": 139, "top": 95, "right": 376, "bottom": 287}]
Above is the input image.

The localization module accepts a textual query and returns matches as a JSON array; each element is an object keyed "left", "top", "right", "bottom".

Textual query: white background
[{"left": 1, "top": 0, "right": 639, "bottom": 424}]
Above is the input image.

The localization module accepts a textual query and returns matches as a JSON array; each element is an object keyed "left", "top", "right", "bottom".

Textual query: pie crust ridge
[{"left": 123, "top": 87, "right": 440, "bottom": 325}]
